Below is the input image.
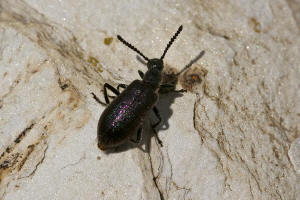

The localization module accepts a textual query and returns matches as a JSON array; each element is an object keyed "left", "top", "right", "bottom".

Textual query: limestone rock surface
[{"left": 0, "top": 0, "right": 299, "bottom": 199}]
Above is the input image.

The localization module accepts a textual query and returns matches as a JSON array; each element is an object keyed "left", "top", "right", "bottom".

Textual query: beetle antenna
[
  {"left": 117, "top": 35, "right": 149, "bottom": 61},
  {"left": 160, "top": 25, "right": 183, "bottom": 60}
]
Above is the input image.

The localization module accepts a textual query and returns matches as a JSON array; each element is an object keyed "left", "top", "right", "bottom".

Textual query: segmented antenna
[
  {"left": 117, "top": 35, "right": 149, "bottom": 61},
  {"left": 160, "top": 25, "right": 183, "bottom": 60}
]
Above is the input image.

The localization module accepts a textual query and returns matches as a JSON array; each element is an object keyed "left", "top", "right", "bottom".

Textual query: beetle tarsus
[
  {"left": 92, "top": 92, "right": 107, "bottom": 106},
  {"left": 152, "top": 128, "right": 163, "bottom": 147}
]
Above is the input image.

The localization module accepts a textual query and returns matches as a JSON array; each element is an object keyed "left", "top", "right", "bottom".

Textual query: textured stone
[{"left": 289, "top": 137, "right": 300, "bottom": 174}]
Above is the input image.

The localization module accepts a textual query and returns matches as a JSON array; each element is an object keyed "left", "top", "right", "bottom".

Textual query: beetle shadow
[{"left": 102, "top": 51, "right": 205, "bottom": 154}]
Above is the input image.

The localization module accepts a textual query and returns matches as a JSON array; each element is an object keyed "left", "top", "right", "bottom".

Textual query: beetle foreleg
[
  {"left": 138, "top": 70, "right": 144, "bottom": 79},
  {"left": 91, "top": 92, "right": 107, "bottom": 106},
  {"left": 117, "top": 84, "right": 127, "bottom": 92}
]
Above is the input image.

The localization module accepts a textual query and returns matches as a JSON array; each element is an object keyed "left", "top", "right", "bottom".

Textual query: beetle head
[{"left": 147, "top": 58, "right": 163, "bottom": 71}]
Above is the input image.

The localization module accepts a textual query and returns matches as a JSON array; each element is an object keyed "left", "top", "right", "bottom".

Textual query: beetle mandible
[{"left": 97, "top": 25, "right": 184, "bottom": 150}]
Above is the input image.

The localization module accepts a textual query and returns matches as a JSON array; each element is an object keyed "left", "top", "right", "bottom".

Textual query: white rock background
[{"left": 0, "top": 0, "right": 299, "bottom": 199}]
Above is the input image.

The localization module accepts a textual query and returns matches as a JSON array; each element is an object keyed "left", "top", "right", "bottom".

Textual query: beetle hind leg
[{"left": 130, "top": 127, "right": 142, "bottom": 144}]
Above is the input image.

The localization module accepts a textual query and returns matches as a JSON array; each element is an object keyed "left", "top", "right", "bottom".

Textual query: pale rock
[
  {"left": 0, "top": 0, "right": 299, "bottom": 200},
  {"left": 289, "top": 137, "right": 300, "bottom": 174}
]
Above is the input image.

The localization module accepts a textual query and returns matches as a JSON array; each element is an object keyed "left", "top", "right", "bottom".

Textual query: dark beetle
[{"left": 97, "top": 25, "right": 184, "bottom": 150}]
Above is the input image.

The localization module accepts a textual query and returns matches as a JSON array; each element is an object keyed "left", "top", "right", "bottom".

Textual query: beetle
[{"left": 97, "top": 25, "right": 185, "bottom": 150}]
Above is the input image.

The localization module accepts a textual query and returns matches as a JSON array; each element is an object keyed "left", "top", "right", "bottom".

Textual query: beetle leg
[
  {"left": 173, "top": 88, "right": 186, "bottom": 93},
  {"left": 130, "top": 127, "right": 142, "bottom": 144},
  {"left": 97, "top": 83, "right": 127, "bottom": 106},
  {"left": 103, "top": 83, "right": 120, "bottom": 104},
  {"left": 138, "top": 70, "right": 144, "bottom": 79},
  {"left": 152, "top": 106, "right": 163, "bottom": 147},
  {"left": 91, "top": 92, "right": 107, "bottom": 106},
  {"left": 160, "top": 83, "right": 174, "bottom": 88},
  {"left": 117, "top": 84, "right": 127, "bottom": 92}
]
